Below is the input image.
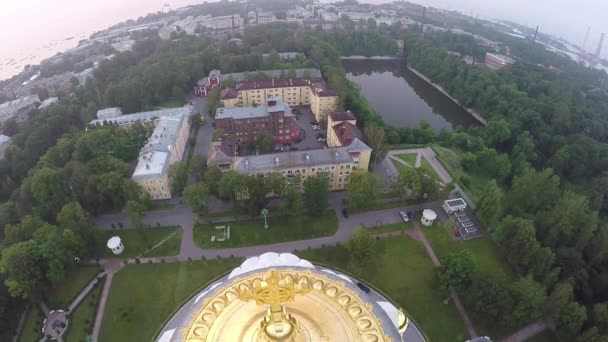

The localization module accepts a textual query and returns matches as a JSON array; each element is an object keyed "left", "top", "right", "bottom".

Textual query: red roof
[
  {"left": 220, "top": 88, "right": 238, "bottom": 100},
  {"left": 330, "top": 111, "right": 356, "bottom": 122},
  {"left": 220, "top": 78, "right": 338, "bottom": 99},
  {"left": 332, "top": 122, "right": 363, "bottom": 146}
]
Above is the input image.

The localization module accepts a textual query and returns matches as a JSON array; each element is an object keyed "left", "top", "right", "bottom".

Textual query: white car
[
  {"left": 317, "top": 137, "right": 326, "bottom": 142},
  {"left": 399, "top": 211, "right": 409, "bottom": 222}
]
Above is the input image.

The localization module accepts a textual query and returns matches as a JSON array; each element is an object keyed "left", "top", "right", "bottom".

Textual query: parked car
[
  {"left": 399, "top": 211, "right": 409, "bottom": 222},
  {"left": 408, "top": 211, "right": 414, "bottom": 221},
  {"left": 317, "top": 137, "right": 326, "bottom": 142},
  {"left": 342, "top": 208, "right": 349, "bottom": 218},
  {"left": 312, "top": 126, "right": 320, "bottom": 131},
  {"left": 316, "top": 133, "right": 324, "bottom": 139},
  {"left": 357, "top": 282, "right": 371, "bottom": 294}
]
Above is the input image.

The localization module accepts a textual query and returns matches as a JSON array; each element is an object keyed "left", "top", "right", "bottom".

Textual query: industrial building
[
  {"left": 0, "top": 94, "right": 40, "bottom": 124},
  {"left": 484, "top": 53, "right": 515, "bottom": 70}
]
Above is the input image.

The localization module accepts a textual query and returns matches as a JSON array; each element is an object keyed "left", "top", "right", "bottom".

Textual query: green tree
[
  {"left": 168, "top": 162, "right": 188, "bottom": 196},
  {"left": 345, "top": 171, "right": 380, "bottom": 210},
  {"left": 0, "top": 240, "right": 45, "bottom": 299},
  {"left": 495, "top": 216, "right": 541, "bottom": 274},
  {"left": 303, "top": 176, "right": 329, "bottom": 216},
  {"left": 346, "top": 227, "right": 375, "bottom": 269},
  {"left": 364, "top": 124, "right": 387, "bottom": 166},
  {"left": 189, "top": 155, "right": 207, "bottom": 182},
  {"left": 182, "top": 183, "right": 210, "bottom": 214},
  {"left": 256, "top": 133, "right": 275, "bottom": 153},
  {"left": 594, "top": 303, "right": 608, "bottom": 334},
  {"left": 204, "top": 165, "right": 223, "bottom": 195},
  {"left": 125, "top": 200, "right": 146, "bottom": 229},
  {"left": 510, "top": 276, "right": 547, "bottom": 324},
  {"left": 476, "top": 180, "right": 503, "bottom": 224},
  {"left": 465, "top": 272, "right": 514, "bottom": 327},
  {"left": 57, "top": 201, "right": 90, "bottom": 228},
  {"left": 287, "top": 187, "right": 304, "bottom": 225},
  {"left": 556, "top": 301, "right": 587, "bottom": 338},
  {"left": 265, "top": 173, "right": 287, "bottom": 198},
  {"left": 394, "top": 166, "right": 421, "bottom": 200},
  {"left": 435, "top": 250, "right": 475, "bottom": 295}
]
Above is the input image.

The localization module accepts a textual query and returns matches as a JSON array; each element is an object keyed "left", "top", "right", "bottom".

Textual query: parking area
[{"left": 292, "top": 106, "right": 327, "bottom": 150}]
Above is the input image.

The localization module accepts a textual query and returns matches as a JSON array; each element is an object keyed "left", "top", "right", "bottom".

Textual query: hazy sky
[{"left": 1, "top": 0, "right": 608, "bottom": 74}]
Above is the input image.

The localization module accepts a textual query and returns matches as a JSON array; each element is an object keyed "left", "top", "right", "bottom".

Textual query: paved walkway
[
  {"left": 39, "top": 302, "right": 66, "bottom": 342},
  {"left": 406, "top": 226, "right": 478, "bottom": 339},
  {"left": 67, "top": 272, "right": 105, "bottom": 312},
  {"left": 387, "top": 148, "right": 452, "bottom": 184},
  {"left": 501, "top": 321, "right": 552, "bottom": 342},
  {"left": 12, "top": 304, "right": 28, "bottom": 342},
  {"left": 92, "top": 260, "right": 124, "bottom": 342}
]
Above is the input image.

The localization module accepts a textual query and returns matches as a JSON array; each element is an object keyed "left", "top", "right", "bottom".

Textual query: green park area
[
  {"left": 99, "top": 259, "right": 241, "bottom": 342},
  {"left": 19, "top": 306, "right": 43, "bottom": 342},
  {"left": 367, "top": 222, "right": 414, "bottom": 234},
  {"left": 46, "top": 266, "right": 102, "bottom": 309},
  {"left": 101, "top": 226, "right": 182, "bottom": 258},
  {"left": 423, "top": 222, "right": 515, "bottom": 337},
  {"left": 393, "top": 153, "right": 439, "bottom": 183},
  {"left": 297, "top": 236, "right": 469, "bottom": 341},
  {"left": 64, "top": 276, "right": 104, "bottom": 342},
  {"left": 193, "top": 211, "right": 338, "bottom": 248},
  {"left": 431, "top": 145, "right": 491, "bottom": 202}
]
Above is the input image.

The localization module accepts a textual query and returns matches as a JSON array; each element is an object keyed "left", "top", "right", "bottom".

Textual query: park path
[
  {"left": 501, "top": 320, "right": 552, "bottom": 342},
  {"left": 12, "top": 304, "right": 29, "bottom": 342},
  {"left": 67, "top": 272, "right": 105, "bottom": 312},
  {"left": 92, "top": 260, "right": 124, "bottom": 342},
  {"left": 387, "top": 148, "right": 452, "bottom": 184},
  {"left": 406, "top": 225, "right": 478, "bottom": 339}
]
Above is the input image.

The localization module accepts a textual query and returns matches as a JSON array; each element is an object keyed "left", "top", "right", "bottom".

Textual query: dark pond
[{"left": 343, "top": 59, "right": 479, "bottom": 131}]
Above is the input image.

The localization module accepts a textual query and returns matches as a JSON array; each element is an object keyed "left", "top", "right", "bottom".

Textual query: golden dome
[{"left": 156, "top": 253, "right": 424, "bottom": 342}]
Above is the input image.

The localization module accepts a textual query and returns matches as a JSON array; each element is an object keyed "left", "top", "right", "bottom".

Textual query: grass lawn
[
  {"left": 100, "top": 226, "right": 181, "bottom": 258},
  {"left": 423, "top": 222, "right": 515, "bottom": 337},
  {"left": 297, "top": 237, "right": 469, "bottom": 341},
  {"left": 99, "top": 259, "right": 241, "bottom": 342},
  {"left": 431, "top": 144, "right": 490, "bottom": 203},
  {"left": 193, "top": 211, "right": 338, "bottom": 248},
  {"left": 394, "top": 153, "right": 417, "bottom": 166},
  {"left": 145, "top": 229, "right": 183, "bottom": 257},
  {"left": 47, "top": 266, "right": 102, "bottom": 309},
  {"left": 392, "top": 157, "right": 440, "bottom": 183},
  {"left": 64, "top": 276, "right": 104, "bottom": 342},
  {"left": 18, "top": 306, "right": 43, "bottom": 342}
]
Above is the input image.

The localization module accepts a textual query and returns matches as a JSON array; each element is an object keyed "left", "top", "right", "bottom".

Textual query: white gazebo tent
[
  {"left": 420, "top": 209, "right": 437, "bottom": 227},
  {"left": 107, "top": 236, "right": 124, "bottom": 255}
]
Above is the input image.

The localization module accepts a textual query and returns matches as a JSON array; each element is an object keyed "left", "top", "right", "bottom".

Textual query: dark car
[
  {"left": 408, "top": 211, "right": 414, "bottom": 221},
  {"left": 316, "top": 133, "right": 324, "bottom": 139},
  {"left": 357, "top": 282, "right": 371, "bottom": 294},
  {"left": 342, "top": 208, "right": 349, "bottom": 218}
]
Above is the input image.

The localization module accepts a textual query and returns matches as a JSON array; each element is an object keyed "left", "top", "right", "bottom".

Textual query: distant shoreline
[
  {"left": 407, "top": 66, "right": 488, "bottom": 126},
  {"left": 341, "top": 56, "right": 404, "bottom": 60}
]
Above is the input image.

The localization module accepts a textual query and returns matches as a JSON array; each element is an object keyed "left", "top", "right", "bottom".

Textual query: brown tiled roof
[
  {"left": 236, "top": 78, "right": 317, "bottom": 90},
  {"left": 330, "top": 111, "right": 356, "bottom": 122},
  {"left": 310, "top": 81, "right": 337, "bottom": 97},
  {"left": 332, "top": 122, "right": 363, "bottom": 147},
  {"left": 220, "top": 88, "right": 238, "bottom": 100},
  {"left": 220, "top": 78, "right": 338, "bottom": 98}
]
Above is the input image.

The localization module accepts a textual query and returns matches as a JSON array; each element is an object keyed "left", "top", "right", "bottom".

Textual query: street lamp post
[{"left": 261, "top": 208, "right": 269, "bottom": 229}]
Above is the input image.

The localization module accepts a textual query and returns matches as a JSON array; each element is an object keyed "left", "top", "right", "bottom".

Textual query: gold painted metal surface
[{"left": 184, "top": 269, "right": 393, "bottom": 342}]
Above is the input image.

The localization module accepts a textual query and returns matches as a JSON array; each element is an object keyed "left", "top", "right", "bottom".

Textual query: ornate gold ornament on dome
[{"left": 183, "top": 268, "right": 394, "bottom": 342}]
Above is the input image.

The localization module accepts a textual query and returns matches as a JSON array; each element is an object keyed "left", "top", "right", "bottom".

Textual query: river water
[{"left": 343, "top": 59, "right": 479, "bottom": 131}]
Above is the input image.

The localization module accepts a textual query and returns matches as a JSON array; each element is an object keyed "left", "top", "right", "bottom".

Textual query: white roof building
[
  {"left": 89, "top": 105, "right": 191, "bottom": 127},
  {"left": 131, "top": 113, "right": 188, "bottom": 181},
  {"left": 96, "top": 107, "right": 123, "bottom": 120},
  {"left": 39, "top": 97, "right": 59, "bottom": 109}
]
